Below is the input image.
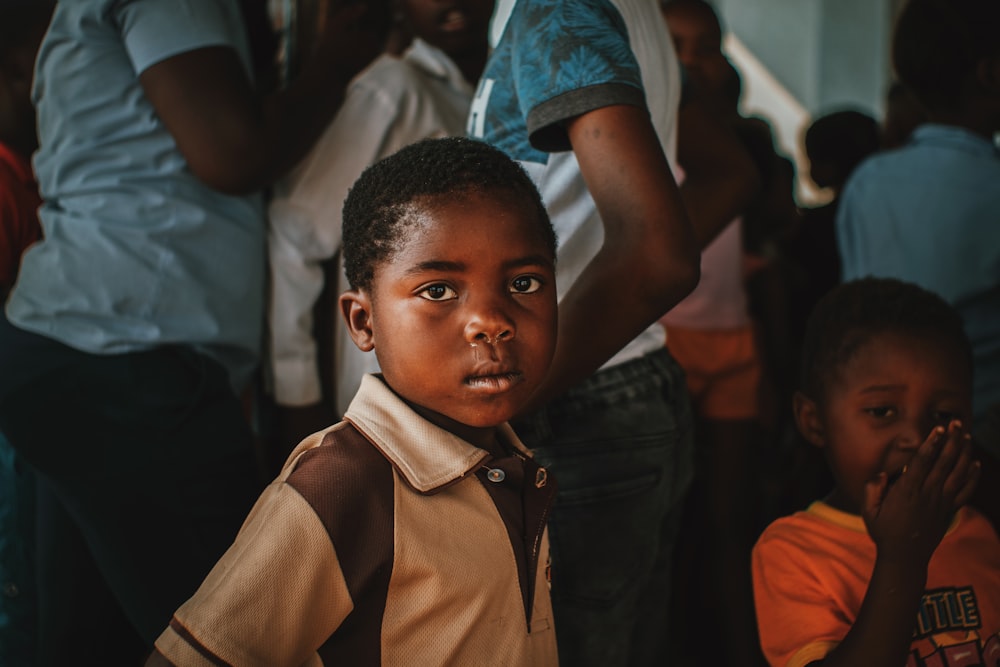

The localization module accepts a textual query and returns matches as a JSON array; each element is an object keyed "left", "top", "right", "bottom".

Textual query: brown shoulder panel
[{"left": 285, "top": 424, "right": 395, "bottom": 665}]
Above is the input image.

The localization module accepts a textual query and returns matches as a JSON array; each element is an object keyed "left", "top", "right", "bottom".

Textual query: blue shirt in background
[{"left": 7, "top": 0, "right": 264, "bottom": 390}]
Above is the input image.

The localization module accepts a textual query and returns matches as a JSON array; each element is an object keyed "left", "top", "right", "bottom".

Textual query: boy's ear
[
  {"left": 793, "top": 391, "right": 826, "bottom": 449},
  {"left": 339, "top": 289, "right": 376, "bottom": 352}
]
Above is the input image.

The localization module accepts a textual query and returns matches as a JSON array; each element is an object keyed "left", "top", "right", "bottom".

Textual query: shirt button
[{"left": 487, "top": 468, "right": 506, "bottom": 483}]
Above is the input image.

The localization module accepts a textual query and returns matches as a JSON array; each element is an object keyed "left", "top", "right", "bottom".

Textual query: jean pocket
[
  {"left": 555, "top": 470, "right": 661, "bottom": 507},
  {"left": 546, "top": 467, "right": 672, "bottom": 608}
]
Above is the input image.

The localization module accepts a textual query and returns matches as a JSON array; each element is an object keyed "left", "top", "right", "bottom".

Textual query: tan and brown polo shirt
[{"left": 154, "top": 375, "right": 559, "bottom": 666}]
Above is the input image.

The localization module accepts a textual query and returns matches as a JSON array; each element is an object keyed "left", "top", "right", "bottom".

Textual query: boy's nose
[
  {"left": 464, "top": 305, "right": 515, "bottom": 345},
  {"left": 896, "top": 416, "right": 934, "bottom": 450}
]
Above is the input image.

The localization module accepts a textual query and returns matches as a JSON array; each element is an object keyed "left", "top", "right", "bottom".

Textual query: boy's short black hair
[
  {"left": 892, "top": 0, "right": 1000, "bottom": 113},
  {"left": 804, "top": 110, "right": 879, "bottom": 176},
  {"left": 342, "top": 137, "right": 555, "bottom": 291},
  {"left": 800, "top": 277, "right": 972, "bottom": 402}
]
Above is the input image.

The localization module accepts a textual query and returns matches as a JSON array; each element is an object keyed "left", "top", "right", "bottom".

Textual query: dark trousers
[
  {"left": 0, "top": 314, "right": 263, "bottom": 665},
  {"left": 512, "top": 349, "right": 695, "bottom": 666}
]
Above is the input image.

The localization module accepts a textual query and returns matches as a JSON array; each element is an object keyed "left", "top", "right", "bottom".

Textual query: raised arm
[
  {"left": 524, "top": 103, "right": 700, "bottom": 409},
  {"left": 138, "top": 4, "right": 385, "bottom": 195},
  {"left": 810, "top": 421, "right": 980, "bottom": 667}
]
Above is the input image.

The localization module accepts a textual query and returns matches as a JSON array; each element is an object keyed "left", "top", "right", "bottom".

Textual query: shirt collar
[
  {"left": 344, "top": 374, "right": 533, "bottom": 494},
  {"left": 910, "top": 123, "right": 1000, "bottom": 157},
  {"left": 808, "top": 500, "right": 963, "bottom": 536},
  {"left": 403, "top": 38, "right": 474, "bottom": 95}
]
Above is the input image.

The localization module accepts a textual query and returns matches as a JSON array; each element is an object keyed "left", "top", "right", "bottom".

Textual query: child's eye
[
  {"left": 418, "top": 284, "right": 457, "bottom": 301},
  {"left": 931, "top": 411, "right": 957, "bottom": 425},
  {"left": 865, "top": 406, "right": 896, "bottom": 419},
  {"left": 510, "top": 276, "right": 542, "bottom": 294}
]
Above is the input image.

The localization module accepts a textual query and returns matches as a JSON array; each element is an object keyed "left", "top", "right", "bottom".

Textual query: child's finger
[
  {"left": 952, "top": 459, "right": 982, "bottom": 508},
  {"left": 943, "top": 434, "right": 980, "bottom": 501},
  {"left": 906, "top": 425, "right": 946, "bottom": 487},
  {"left": 924, "top": 420, "right": 965, "bottom": 492},
  {"left": 863, "top": 472, "right": 888, "bottom": 522}
]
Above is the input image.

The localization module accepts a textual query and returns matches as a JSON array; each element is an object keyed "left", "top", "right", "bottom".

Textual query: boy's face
[
  {"left": 661, "top": 3, "right": 728, "bottom": 91},
  {"left": 400, "top": 0, "right": 494, "bottom": 57},
  {"left": 341, "top": 190, "right": 556, "bottom": 449},
  {"left": 795, "top": 332, "right": 972, "bottom": 515}
]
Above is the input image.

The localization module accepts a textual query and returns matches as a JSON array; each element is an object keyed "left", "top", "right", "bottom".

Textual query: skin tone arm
[
  {"left": 520, "top": 104, "right": 700, "bottom": 411},
  {"left": 139, "top": 3, "right": 385, "bottom": 195},
  {"left": 675, "top": 86, "right": 761, "bottom": 249},
  {"left": 809, "top": 421, "right": 981, "bottom": 667}
]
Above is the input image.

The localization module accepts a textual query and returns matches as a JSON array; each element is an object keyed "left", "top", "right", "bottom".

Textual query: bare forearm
[
  {"left": 523, "top": 242, "right": 695, "bottom": 410},
  {"left": 521, "top": 104, "right": 699, "bottom": 410},
  {"left": 139, "top": 7, "right": 382, "bottom": 195},
  {"left": 254, "top": 40, "right": 364, "bottom": 190}
]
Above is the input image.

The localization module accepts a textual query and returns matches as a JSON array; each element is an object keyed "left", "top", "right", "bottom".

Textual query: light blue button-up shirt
[{"left": 6, "top": 0, "right": 264, "bottom": 390}]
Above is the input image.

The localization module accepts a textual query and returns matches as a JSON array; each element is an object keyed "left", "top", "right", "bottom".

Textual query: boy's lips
[{"left": 464, "top": 371, "right": 524, "bottom": 394}]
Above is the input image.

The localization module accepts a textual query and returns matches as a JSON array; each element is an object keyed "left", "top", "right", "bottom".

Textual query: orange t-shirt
[
  {"left": 753, "top": 502, "right": 1000, "bottom": 667},
  {"left": 0, "top": 141, "right": 42, "bottom": 290}
]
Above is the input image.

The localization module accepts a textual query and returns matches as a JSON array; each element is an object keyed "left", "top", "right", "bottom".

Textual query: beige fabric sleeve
[{"left": 154, "top": 481, "right": 353, "bottom": 666}]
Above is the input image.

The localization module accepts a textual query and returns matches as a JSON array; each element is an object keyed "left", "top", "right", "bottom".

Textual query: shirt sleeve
[
  {"left": 752, "top": 524, "right": 848, "bottom": 667},
  {"left": 483, "top": 0, "right": 646, "bottom": 156},
  {"left": 267, "top": 65, "right": 403, "bottom": 406},
  {"left": 153, "top": 480, "right": 353, "bottom": 665},
  {"left": 113, "top": 0, "right": 246, "bottom": 75}
]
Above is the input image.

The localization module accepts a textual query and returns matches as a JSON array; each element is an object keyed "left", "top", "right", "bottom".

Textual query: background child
[
  {"left": 148, "top": 137, "right": 560, "bottom": 666},
  {"left": 752, "top": 278, "right": 999, "bottom": 667}
]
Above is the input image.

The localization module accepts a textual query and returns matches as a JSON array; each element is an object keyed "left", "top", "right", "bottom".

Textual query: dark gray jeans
[{"left": 512, "top": 348, "right": 695, "bottom": 666}]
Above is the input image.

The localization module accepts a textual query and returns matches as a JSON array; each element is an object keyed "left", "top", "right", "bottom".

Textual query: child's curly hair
[
  {"left": 342, "top": 137, "right": 556, "bottom": 291},
  {"left": 800, "top": 277, "right": 973, "bottom": 401}
]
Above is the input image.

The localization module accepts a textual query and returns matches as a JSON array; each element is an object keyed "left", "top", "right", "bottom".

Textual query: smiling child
[
  {"left": 148, "top": 137, "right": 560, "bottom": 666},
  {"left": 752, "top": 278, "right": 1000, "bottom": 667}
]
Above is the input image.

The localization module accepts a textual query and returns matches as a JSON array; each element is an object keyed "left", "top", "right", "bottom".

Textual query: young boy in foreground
[
  {"left": 148, "top": 137, "right": 560, "bottom": 666},
  {"left": 752, "top": 278, "right": 1000, "bottom": 667}
]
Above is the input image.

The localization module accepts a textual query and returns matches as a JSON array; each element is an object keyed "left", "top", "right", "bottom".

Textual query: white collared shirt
[{"left": 268, "top": 39, "right": 476, "bottom": 412}]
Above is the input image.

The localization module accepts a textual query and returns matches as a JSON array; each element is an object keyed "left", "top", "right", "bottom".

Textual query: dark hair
[
  {"left": 892, "top": 0, "right": 1000, "bottom": 112},
  {"left": 800, "top": 278, "right": 972, "bottom": 402},
  {"left": 805, "top": 109, "right": 880, "bottom": 177},
  {"left": 342, "top": 137, "right": 555, "bottom": 291},
  {"left": 660, "top": 0, "right": 724, "bottom": 34}
]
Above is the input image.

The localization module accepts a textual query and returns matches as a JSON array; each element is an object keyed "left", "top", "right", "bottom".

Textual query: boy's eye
[
  {"left": 419, "top": 284, "right": 457, "bottom": 301},
  {"left": 510, "top": 276, "right": 542, "bottom": 294},
  {"left": 865, "top": 406, "right": 896, "bottom": 419},
  {"left": 932, "top": 411, "right": 957, "bottom": 425}
]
